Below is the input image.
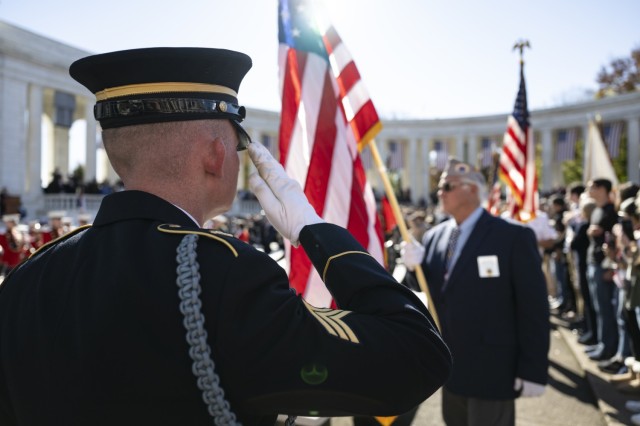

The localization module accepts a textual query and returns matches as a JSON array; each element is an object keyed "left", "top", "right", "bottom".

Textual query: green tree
[
  {"left": 561, "top": 133, "right": 627, "bottom": 184},
  {"left": 562, "top": 138, "right": 584, "bottom": 184}
]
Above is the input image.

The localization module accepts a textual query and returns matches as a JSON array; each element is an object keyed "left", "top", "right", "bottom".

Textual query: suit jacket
[
  {"left": 408, "top": 209, "right": 549, "bottom": 399},
  {"left": 0, "top": 190, "right": 451, "bottom": 426}
]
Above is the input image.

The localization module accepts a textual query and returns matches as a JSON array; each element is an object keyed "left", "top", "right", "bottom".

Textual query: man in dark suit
[
  {"left": 0, "top": 48, "right": 451, "bottom": 425},
  {"left": 402, "top": 158, "right": 549, "bottom": 426}
]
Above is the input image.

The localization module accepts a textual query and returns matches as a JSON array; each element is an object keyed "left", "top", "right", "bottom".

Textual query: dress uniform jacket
[
  {"left": 0, "top": 190, "right": 451, "bottom": 426},
  {"left": 407, "top": 209, "right": 549, "bottom": 399}
]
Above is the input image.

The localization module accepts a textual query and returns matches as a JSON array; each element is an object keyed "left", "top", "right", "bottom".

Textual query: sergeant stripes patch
[{"left": 302, "top": 299, "right": 360, "bottom": 344}]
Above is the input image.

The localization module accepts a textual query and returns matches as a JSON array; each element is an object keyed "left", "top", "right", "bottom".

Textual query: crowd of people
[
  {"left": 3, "top": 160, "right": 640, "bottom": 424},
  {"left": 394, "top": 175, "right": 640, "bottom": 424},
  {"left": 0, "top": 209, "right": 282, "bottom": 280}
]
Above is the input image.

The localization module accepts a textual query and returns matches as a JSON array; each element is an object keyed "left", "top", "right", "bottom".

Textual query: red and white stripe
[
  {"left": 499, "top": 116, "right": 538, "bottom": 220},
  {"left": 278, "top": 25, "right": 385, "bottom": 307}
]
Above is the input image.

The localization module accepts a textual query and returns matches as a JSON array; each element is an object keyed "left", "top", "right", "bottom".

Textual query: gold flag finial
[{"left": 512, "top": 39, "right": 531, "bottom": 64}]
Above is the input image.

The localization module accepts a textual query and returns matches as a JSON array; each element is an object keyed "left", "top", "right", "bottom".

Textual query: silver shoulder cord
[{"left": 176, "top": 234, "right": 297, "bottom": 426}]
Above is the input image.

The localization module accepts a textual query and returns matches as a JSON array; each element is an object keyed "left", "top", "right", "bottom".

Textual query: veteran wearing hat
[
  {"left": 401, "top": 158, "right": 549, "bottom": 426},
  {"left": 0, "top": 48, "right": 451, "bottom": 425}
]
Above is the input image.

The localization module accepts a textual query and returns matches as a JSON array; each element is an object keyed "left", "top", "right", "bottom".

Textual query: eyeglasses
[
  {"left": 230, "top": 120, "right": 252, "bottom": 151},
  {"left": 438, "top": 181, "right": 468, "bottom": 192}
]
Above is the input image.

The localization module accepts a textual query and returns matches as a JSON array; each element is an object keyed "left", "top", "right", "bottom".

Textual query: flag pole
[{"left": 367, "top": 139, "right": 441, "bottom": 331}]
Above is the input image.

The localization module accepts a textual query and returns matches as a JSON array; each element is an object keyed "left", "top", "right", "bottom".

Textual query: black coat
[
  {"left": 0, "top": 190, "right": 451, "bottom": 425},
  {"left": 407, "top": 210, "right": 549, "bottom": 399}
]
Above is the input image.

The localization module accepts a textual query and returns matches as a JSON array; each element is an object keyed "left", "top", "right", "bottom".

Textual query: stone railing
[{"left": 43, "top": 193, "right": 105, "bottom": 215}]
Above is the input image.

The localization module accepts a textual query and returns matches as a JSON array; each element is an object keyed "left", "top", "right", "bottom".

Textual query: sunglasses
[
  {"left": 438, "top": 181, "right": 468, "bottom": 192},
  {"left": 230, "top": 120, "right": 252, "bottom": 151}
]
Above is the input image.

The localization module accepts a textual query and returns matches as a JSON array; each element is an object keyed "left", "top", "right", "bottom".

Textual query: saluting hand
[{"left": 248, "top": 142, "right": 324, "bottom": 247}]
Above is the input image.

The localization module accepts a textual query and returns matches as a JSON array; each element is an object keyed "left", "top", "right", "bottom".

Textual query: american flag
[
  {"left": 386, "top": 140, "right": 404, "bottom": 171},
  {"left": 498, "top": 61, "right": 538, "bottom": 221},
  {"left": 480, "top": 138, "right": 495, "bottom": 168},
  {"left": 433, "top": 140, "right": 449, "bottom": 170},
  {"left": 555, "top": 128, "right": 577, "bottom": 162},
  {"left": 603, "top": 122, "right": 624, "bottom": 159},
  {"left": 278, "top": 0, "right": 385, "bottom": 307}
]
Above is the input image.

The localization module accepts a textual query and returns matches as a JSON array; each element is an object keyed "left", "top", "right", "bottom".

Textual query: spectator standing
[
  {"left": 402, "top": 158, "right": 549, "bottom": 426},
  {"left": 585, "top": 178, "right": 619, "bottom": 361}
]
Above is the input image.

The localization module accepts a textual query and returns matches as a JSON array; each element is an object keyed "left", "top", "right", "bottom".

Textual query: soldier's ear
[{"left": 203, "top": 137, "right": 226, "bottom": 177}]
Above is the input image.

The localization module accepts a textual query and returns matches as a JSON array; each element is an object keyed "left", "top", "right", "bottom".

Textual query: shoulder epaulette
[{"left": 157, "top": 224, "right": 238, "bottom": 257}]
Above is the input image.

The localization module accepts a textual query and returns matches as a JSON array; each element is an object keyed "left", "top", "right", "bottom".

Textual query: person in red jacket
[{"left": 0, "top": 215, "right": 26, "bottom": 274}]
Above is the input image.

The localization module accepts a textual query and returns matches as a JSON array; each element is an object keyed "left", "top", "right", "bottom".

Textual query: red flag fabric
[
  {"left": 278, "top": 0, "right": 385, "bottom": 307},
  {"left": 380, "top": 195, "right": 397, "bottom": 234},
  {"left": 498, "top": 61, "right": 538, "bottom": 221}
]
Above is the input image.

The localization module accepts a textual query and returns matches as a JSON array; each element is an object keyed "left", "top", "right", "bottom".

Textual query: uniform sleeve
[
  {"left": 214, "top": 223, "right": 451, "bottom": 418},
  {"left": 511, "top": 225, "right": 550, "bottom": 384}
]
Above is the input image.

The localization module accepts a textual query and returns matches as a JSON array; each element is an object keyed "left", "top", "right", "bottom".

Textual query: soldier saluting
[{"left": 0, "top": 47, "right": 451, "bottom": 425}]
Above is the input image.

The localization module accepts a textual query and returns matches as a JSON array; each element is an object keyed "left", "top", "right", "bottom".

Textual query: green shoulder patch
[{"left": 157, "top": 224, "right": 238, "bottom": 257}]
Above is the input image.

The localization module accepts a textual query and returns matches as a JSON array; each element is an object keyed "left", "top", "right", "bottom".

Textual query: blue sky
[{"left": 1, "top": 0, "right": 638, "bottom": 119}]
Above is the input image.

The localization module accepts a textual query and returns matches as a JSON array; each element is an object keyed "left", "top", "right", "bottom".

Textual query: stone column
[
  {"left": 53, "top": 126, "right": 70, "bottom": 177},
  {"left": 0, "top": 80, "right": 28, "bottom": 194},
  {"left": 540, "top": 127, "right": 553, "bottom": 191},
  {"left": 627, "top": 116, "right": 640, "bottom": 183},
  {"left": 456, "top": 134, "right": 465, "bottom": 161},
  {"left": 467, "top": 134, "right": 478, "bottom": 168},
  {"left": 84, "top": 100, "right": 97, "bottom": 182},
  {"left": 408, "top": 138, "right": 418, "bottom": 203},
  {"left": 26, "top": 84, "right": 43, "bottom": 199},
  {"left": 422, "top": 137, "right": 431, "bottom": 201},
  {"left": 582, "top": 123, "right": 590, "bottom": 178}
]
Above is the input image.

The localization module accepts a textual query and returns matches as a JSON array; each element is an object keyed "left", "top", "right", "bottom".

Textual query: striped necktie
[{"left": 444, "top": 227, "right": 460, "bottom": 273}]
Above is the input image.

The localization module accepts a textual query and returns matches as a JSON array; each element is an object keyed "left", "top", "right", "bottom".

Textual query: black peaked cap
[{"left": 69, "top": 47, "right": 252, "bottom": 129}]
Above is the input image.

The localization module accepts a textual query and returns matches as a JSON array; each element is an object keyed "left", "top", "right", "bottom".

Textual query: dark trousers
[
  {"left": 441, "top": 387, "right": 515, "bottom": 426},
  {"left": 574, "top": 253, "right": 596, "bottom": 337},
  {"left": 624, "top": 306, "right": 640, "bottom": 359},
  {"left": 587, "top": 263, "right": 618, "bottom": 356}
]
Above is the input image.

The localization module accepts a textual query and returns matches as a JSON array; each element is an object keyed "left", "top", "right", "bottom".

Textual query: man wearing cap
[
  {"left": 0, "top": 48, "right": 451, "bottom": 425},
  {"left": 401, "top": 158, "right": 549, "bottom": 426}
]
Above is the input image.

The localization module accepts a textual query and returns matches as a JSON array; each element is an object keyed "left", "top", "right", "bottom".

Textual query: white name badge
[{"left": 477, "top": 255, "right": 500, "bottom": 278}]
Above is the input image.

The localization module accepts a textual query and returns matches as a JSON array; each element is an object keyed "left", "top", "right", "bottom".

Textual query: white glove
[
  {"left": 400, "top": 238, "right": 425, "bottom": 271},
  {"left": 514, "top": 377, "right": 545, "bottom": 397},
  {"left": 248, "top": 142, "right": 324, "bottom": 247}
]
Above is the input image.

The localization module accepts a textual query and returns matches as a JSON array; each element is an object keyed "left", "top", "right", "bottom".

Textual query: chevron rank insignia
[{"left": 303, "top": 299, "right": 360, "bottom": 344}]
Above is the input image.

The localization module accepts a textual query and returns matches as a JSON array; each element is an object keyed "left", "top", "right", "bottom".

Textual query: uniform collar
[{"left": 93, "top": 190, "right": 198, "bottom": 227}]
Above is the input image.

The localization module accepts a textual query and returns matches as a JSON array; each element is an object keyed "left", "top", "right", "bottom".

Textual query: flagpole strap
[{"left": 368, "top": 141, "right": 441, "bottom": 331}]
